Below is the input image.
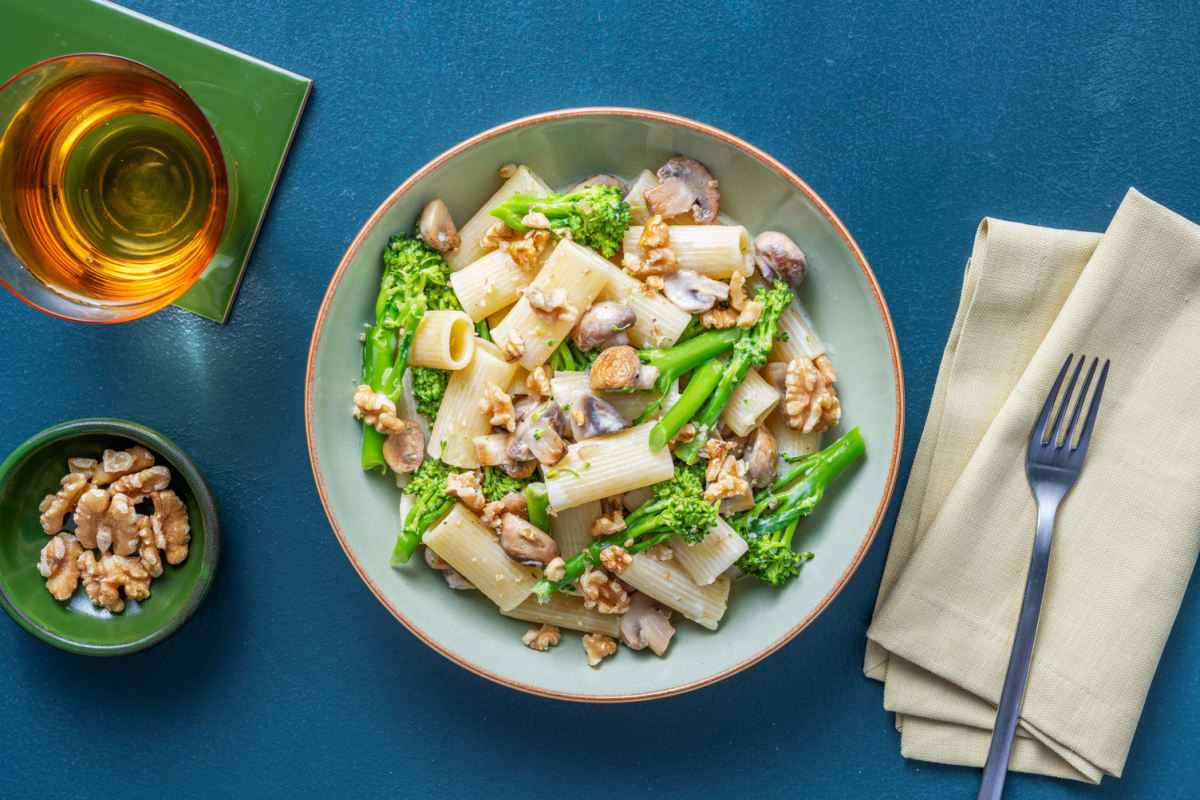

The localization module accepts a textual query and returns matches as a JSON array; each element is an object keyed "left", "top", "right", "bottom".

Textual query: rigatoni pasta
[
  {"left": 623, "top": 169, "right": 658, "bottom": 225},
  {"left": 766, "top": 410, "right": 821, "bottom": 458},
  {"left": 502, "top": 593, "right": 619, "bottom": 637},
  {"left": 549, "top": 500, "right": 600, "bottom": 559},
  {"left": 721, "top": 367, "right": 779, "bottom": 437},
  {"left": 423, "top": 503, "right": 538, "bottom": 611},
  {"left": 587, "top": 256, "right": 691, "bottom": 347},
  {"left": 543, "top": 422, "right": 674, "bottom": 511},
  {"left": 427, "top": 338, "right": 517, "bottom": 467},
  {"left": 449, "top": 249, "right": 536, "bottom": 322},
  {"left": 619, "top": 554, "right": 731, "bottom": 630},
  {"left": 622, "top": 225, "right": 752, "bottom": 278},
  {"left": 670, "top": 517, "right": 748, "bottom": 586},
  {"left": 447, "top": 166, "right": 551, "bottom": 270},
  {"left": 408, "top": 310, "right": 475, "bottom": 370}
]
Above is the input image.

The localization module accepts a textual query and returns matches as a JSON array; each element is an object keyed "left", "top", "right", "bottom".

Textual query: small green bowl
[{"left": 0, "top": 418, "right": 219, "bottom": 655}]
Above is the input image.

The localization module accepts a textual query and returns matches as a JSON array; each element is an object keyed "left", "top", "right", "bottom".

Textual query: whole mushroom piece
[
  {"left": 753, "top": 231, "right": 807, "bottom": 288},
  {"left": 383, "top": 421, "right": 425, "bottom": 473},
  {"left": 506, "top": 399, "right": 568, "bottom": 467},
  {"left": 568, "top": 394, "right": 631, "bottom": 440},
  {"left": 643, "top": 155, "right": 720, "bottom": 224},
  {"left": 619, "top": 592, "right": 676, "bottom": 656},
  {"left": 589, "top": 345, "right": 660, "bottom": 391},
  {"left": 498, "top": 513, "right": 560, "bottom": 566},
  {"left": 418, "top": 198, "right": 461, "bottom": 252},
  {"left": 661, "top": 268, "right": 730, "bottom": 314},
  {"left": 573, "top": 301, "right": 637, "bottom": 352}
]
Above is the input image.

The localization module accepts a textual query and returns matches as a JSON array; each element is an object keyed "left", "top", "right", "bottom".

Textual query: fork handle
[{"left": 977, "top": 501, "right": 1059, "bottom": 800}]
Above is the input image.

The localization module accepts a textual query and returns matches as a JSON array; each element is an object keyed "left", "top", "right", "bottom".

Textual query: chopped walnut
[
  {"left": 639, "top": 215, "right": 671, "bottom": 249},
  {"left": 77, "top": 552, "right": 150, "bottom": 613},
  {"left": 642, "top": 542, "right": 674, "bottom": 561},
  {"left": 38, "top": 533, "right": 83, "bottom": 600},
  {"left": 582, "top": 633, "right": 618, "bottom": 667},
  {"left": 527, "top": 365, "right": 552, "bottom": 398},
  {"left": 480, "top": 220, "right": 516, "bottom": 251},
  {"left": 736, "top": 300, "right": 762, "bottom": 328},
  {"left": 701, "top": 437, "right": 736, "bottom": 473},
  {"left": 524, "top": 284, "right": 576, "bottom": 324},
  {"left": 599, "top": 545, "right": 633, "bottom": 575},
  {"left": 668, "top": 423, "right": 696, "bottom": 449},
  {"left": 352, "top": 385, "right": 408, "bottom": 435},
  {"left": 109, "top": 465, "right": 171, "bottom": 502},
  {"left": 67, "top": 457, "right": 97, "bottom": 480},
  {"left": 621, "top": 252, "right": 650, "bottom": 277},
  {"left": 704, "top": 455, "right": 750, "bottom": 503},
  {"left": 644, "top": 246, "right": 677, "bottom": 273},
  {"left": 501, "top": 331, "right": 525, "bottom": 362},
  {"left": 522, "top": 624, "right": 562, "bottom": 651},
  {"left": 638, "top": 276, "right": 665, "bottom": 294},
  {"left": 497, "top": 163, "right": 518, "bottom": 178},
  {"left": 136, "top": 516, "right": 162, "bottom": 578},
  {"left": 590, "top": 508, "right": 626, "bottom": 538},
  {"left": 91, "top": 446, "right": 155, "bottom": 485},
  {"left": 579, "top": 567, "right": 630, "bottom": 614},
  {"left": 520, "top": 212, "right": 552, "bottom": 229},
  {"left": 480, "top": 491, "right": 528, "bottom": 530},
  {"left": 445, "top": 471, "right": 486, "bottom": 514},
  {"left": 700, "top": 305, "right": 738, "bottom": 329},
  {"left": 728, "top": 272, "right": 748, "bottom": 311},
  {"left": 510, "top": 229, "right": 551, "bottom": 271},
  {"left": 478, "top": 381, "right": 516, "bottom": 432},
  {"left": 73, "top": 487, "right": 110, "bottom": 550},
  {"left": 98, "top": 493, "right": 140, "bottom": 555},
  {"left": 38, "top": 472, "right": 89, "bottom": 534},
  {"left": 151, "top": 490, "right": 190, "bottom": 565},
  {"left": 544, "top": 556, "right": 566, "bottom": 582},
  {"left": 784, "top": 355, "right": 841, "bottom": 433}
]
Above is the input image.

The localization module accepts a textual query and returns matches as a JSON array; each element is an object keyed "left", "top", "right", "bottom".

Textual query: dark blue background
[{"left": 2, "top": 1, "right": 1198, "bottom": 797}]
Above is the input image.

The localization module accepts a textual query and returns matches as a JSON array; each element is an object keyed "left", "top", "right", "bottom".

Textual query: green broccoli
[
  {"left": 480, "top": 466, "right": 534, "bottom": 502},
  {"left": 361, "top": 235, "right": 461, "bottom": 472},
  {"left": 531, "top": 462, "right": 716, "bottom": 602},
  {"left": 634, "top": 327, "right": 744, "bottom": 423},
  {"left": 549, "top": 337, "right": 601, "bottom": 373},
  {"left": 730, "top": 427, "right": 865, "bottom": 585},
  {"left": 411, "top": 367, "right": 450, "bottom": 420},
  {"left": 390, "top": 458, "right": 459, "bottom": 565},
  {"left": 489, "top": 185, "right": 631, "bottom": 257}
]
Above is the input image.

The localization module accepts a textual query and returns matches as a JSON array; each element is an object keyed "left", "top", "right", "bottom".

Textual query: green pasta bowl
[
  {"left": 0, "top": 419, "right": 219, "bottom": 655},
  {"left": 306, "top": 108, "right": 903, "bottom": 701}
]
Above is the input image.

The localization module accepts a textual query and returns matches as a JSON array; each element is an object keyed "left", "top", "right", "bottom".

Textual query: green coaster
[{"left": 1, "top": 0, "right": 311, "bottom": 322}]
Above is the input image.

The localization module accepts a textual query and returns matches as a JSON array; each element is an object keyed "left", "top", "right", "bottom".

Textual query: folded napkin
[{"left": 865, "top": 189, "right": 1200, "bottom": 783}]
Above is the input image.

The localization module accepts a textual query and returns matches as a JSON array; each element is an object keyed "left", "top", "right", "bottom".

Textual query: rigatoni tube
[
  {"left": 721, "top": 367, "right": 780, "bottom": 437},
  {"left": 622, "top": 225, "right": 752, "bottom": 279},
  {"left": 502, "top": 593, "right": 620, "bottom": 637},
  {"left": 427, "top": 338, "right": 517, "bottom": 467},
  {"left": 670, "top": 517, "right": 748, "bottom": 586},
  {"left": 619, "top": 554, "right": 731, "bottom": 630},
  {"left": 543, "top": 422, "right": 675, "bottom": 511},
  {"left": 446, "top": 166, "right": 551, "bottom": 271},
  {"left": 423, "top": 503, "right": 539, "bottom": 611},
  {"left": 408, "top": 310, "right": 475, "bottom": 370}
]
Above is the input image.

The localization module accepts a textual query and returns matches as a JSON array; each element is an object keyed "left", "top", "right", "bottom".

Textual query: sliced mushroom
[
  {"left": 743, "top": 426, "right": 779, "bottom": 488},
  {"left": 568, "top": 173, "right": 628, "bottom": 194},
  {"left": 424, "top": 546, "right": 451, "bottom": 570},
  {"left": 383, "top": 421, "right": 425, "bottom": 473},
  {"left": 720, "top": 488, "right": 756, "bottom": 514},
  {"left": 643, "top": 155, "right": 719, "bottom": 224},
  {"left": 569, "top": 394, "right": 631, "bottom": 439},
  {"left": 528, "top": 426, "right": 567, "bottom": 466},
  {"left": 418, "top": 198, "right": 461, "bottom": 252},
  {"left": 753, "top": 231, "right": 807, "bottom": 287},
  {"left": 662, "top": 269, "right": 730, "bottom": 314},
  {"left": 619, "top": 592, "right": 675, "bottom": 656},
  {"left": 475, "top": 433, "right": 537, "bottom": 478},
  {"left": 573, "top": 301, "right": 637, "bottom": 351},
  {"left": 589, "top": 345, "right": 660, "bottom": 391},
  {"left": 760, "top": 361, "right": 789, "bottom": 402},
  {"left": 507, "top": 400, "right": 568, "bottom": 466},
  {"left": 498, "top": 513, "right": 560, "bottom": 566}
]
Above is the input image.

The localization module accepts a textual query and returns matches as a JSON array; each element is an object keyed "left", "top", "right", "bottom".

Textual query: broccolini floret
[
  {"left": 489, "top": 185, "right": 631, "bottom": 257},
  {"left": 411, "top": 367, "right": 449, "bottom": 420},
  {"left": 480, "top": 466, "right": 534, "bottom": 502},
  {"left": 390, "top": 459, "right": 458, "bottom": 565}
]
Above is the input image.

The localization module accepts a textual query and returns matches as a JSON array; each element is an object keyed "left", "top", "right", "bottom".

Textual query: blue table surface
[{"left": 3, "top": 1, "right": 1199, "bottom": 797}]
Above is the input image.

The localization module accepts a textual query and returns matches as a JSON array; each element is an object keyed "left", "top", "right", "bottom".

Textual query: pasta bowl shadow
[{"left": 305, "top": 108, "right": 903, "bottom": 701}]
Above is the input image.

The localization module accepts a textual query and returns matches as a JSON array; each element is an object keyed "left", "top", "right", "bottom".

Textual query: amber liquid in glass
[{"left": 0, "top": 68, "right": 227, "bottom": 304}]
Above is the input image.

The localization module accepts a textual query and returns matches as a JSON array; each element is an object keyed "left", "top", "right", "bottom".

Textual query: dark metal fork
[{"left": 977, "top": 354, "right": 1111, "bottom": 800}]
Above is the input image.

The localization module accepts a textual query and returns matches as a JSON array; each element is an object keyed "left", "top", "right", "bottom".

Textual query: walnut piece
[
  {"left": 501, "top": 331, "right": 525, "bottom": 363},
  {"left": 109, "top": 465, "right": 171, "bottom": 502},
  {"left": 668, "top": 422, "right": 696, "bottom": 449},
  {"left": 639, "top": 215, "right": 671, "bottom": 249},
  {"left": 445, "top": 471, "right": 486, "bottom": 514},
  {"left": 67, "top": 457, "right": 97, "bottom": 480},
  {"left": 520, "top": 212, "right": 552, "bottom": 229},
  {"left": 642, "top": 543, "right": 674, "bottom": 561},
  {"left": 352, "top": 385, "right": 408, "bottom": 435},
  {"left": 700, "top": 306, "right": 738, "bottom": 329},
  {"left": 582, "top": 633, "right": 618, "bottom": 667},
  {"left": 497, "top": 163, "right": 518, "bottom": 179},
  {"left": 522, "top": 624, "right": 562, "bottom": 651},
  {"left": 527, "top": 365, "right": 552, "bottom": 398},
  {"left": 524, "top": 284, "right": 576, "bottom": 324},
  {"left": 480, "top": 491, "right": 527, "bottom": 530},
  {"left": 480, "top": 220, "right": 516, "bottom": 251},
  {"left": 98, "top": 493, "right": 140, "bottom": 555},
  {"left": 579, "top": 567, "right": 630, "bottom": 614},
  {"left": 510, "top": 229, "right": 550, "bottom": 271},
  {"left": 77, "top": 552, "right": 150, "bottom": 613},
  {"left": 544, "top": 556, "right": 566, "bottom": 582},
  {"left": 736, "top": 300, "right": 762, "bottom": 328},
  {"left": 590, "top": 508, "right": 625, "bottom": 538},
  {"left": 73, "top": 487, "right": 110, "bottom": 550},
  {"left": 728, "top": 272, "right": 748, "bottom": 311},
  {"left": 38, "top": 472, "right": 89, "bottom": 534},
  {"left": 478, "top": 381, "right": 516, "bottom": 432},
  {"left": 784, "top": 355, "right": 841, "bottom": 433},
  {"left": 151, "top": 490, "right": 190, "bottom": 565},
  {"left": 91, "top": 446, "right": 155, "bottom": 485},
  {"left": 38, "top": 533, "right": 83, "bottom": 600},
  {"left": 704, "top": 455, "right": 749, "bottom": 503},
  {"left": 136, "top": 516, "right": 163, "bottom": 578},
  {"left": 643, "top": 246, "right": 677, "bottom": 273},
  {"left": 599, "top": 545, "right": 633, "bottom": 575}
]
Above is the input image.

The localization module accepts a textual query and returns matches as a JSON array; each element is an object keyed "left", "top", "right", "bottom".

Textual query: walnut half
[
  {"left": 38, "top": 533, "right": 83, "bottom": 600},
  {"left": 521, "top": 624, "right": 562, "bottom": 651},
  {"left": 582, "top": 633, "right": 618, "bottom": 667},
  {"left": 150, "top": 490, "right": 190, "bottom": 565},
  {"left": 784, "top": 355, "right": 841, "bottom": 433},
  {"left": 579, "top": 567, "right": 630, "bottom": 615},
  {"left": 77, "top": 552, "right": 151, "bottom": 613},
  {"left": 38, "top": 472, "right": 90, "bottom": 535}
]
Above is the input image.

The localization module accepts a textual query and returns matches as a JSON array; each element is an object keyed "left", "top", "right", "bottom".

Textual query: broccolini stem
[
  {"left": 672, "top": 351, "right": 757, "bottom": 464},
  {"left": 649, "top": 359, "right": 725, "bottom": 450},
  {"left": 634, "top": 328, "right": 743, "bottom": 423},
  {"left": 361, "top": 324, "right": 397, "bottom": 473},
  {"left": 475, "top": 319, "right": 492, "bottom": 342},
  {"left": 526, "top": 483, "right": 550, "bottom": 533},
  {"left": 390, "top": 496, "right": 455, "bottom": 565}
]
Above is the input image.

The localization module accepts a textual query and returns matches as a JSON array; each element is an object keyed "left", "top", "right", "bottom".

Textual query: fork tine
[
  {"left": 1048, "top": 355, "right": 1086, "bottom": 446},
  {"left": 1063, "top": 357, "right": 1098, "bottom": 447},
  {"left": 1072, "top": 359, "right": 1110, "bottom": 454},
  {"left": 1031, "top": 355, "right": 1073, "bottom": 448}
]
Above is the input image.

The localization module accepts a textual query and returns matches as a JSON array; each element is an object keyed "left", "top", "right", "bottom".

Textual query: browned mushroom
[
  {"left": 567, "top": 173, "right": 628, "bottom": 194},
  {"left": 418, "top": 198, "right": 461, "bottom": 252},
  {"left": 475, "top": 433, "right": 537, "bottom": 478},
  {"left": 568, "top": 394, "right": 631, "bottom": 440},
  {"left": 743, "top": 426, "right": 779, "bottom": 488},
  {"left": 589, "top": 345, "right": 660, "bottom": 391},
  {"left": 383, "top": 421, "right": 425, "bottom": 473},
  {"left": 643, "top": 156, "right": 719, "bottom": 224},
  {"left": 661, "top": 269, "right": 730, "bottom": 314},
  {"left": 573, "top": 301, "right": 637, "bottom": 352},
  {"left": 619, "top": 592, "right": 675, "bottom": 655},
  {"left": 753, "top": 231, "right": 807, "bottom": 287},
  {"left": 507, "top": 399, "right": 568, "bottom": 466},
  {"left": 498, "top": 513, "right": 560, "bottom": 566},
  {"left": 760, "top": 361, "right": 789, "bottom": 402}
]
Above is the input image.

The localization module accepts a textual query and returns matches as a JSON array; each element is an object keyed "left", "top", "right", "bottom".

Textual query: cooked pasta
[
  {"left": 619, "top": 554, "right": 731, "bottom": 630},
  {"left": 550, "top": 500, "right": 601, "bottom": 559},
  {"left": 549, "top": 371, "right": 657, "bottom": 422},
  {"left": 503, "top": 592, "right": 620, "bottom": 637},
  {"left": 588, "top": 256, "right": 692, "bottom": 347},
  {"left": 447, "top": 165, "right": 552, "bottom": 271},
  {"left": 423, "top": 503, "right": 538, "bottom": 611},
  {"left": 408, "top": 310, "right": 475, "bottom": 370},
  {"left": 542, "top": 422, "right": 674, "bottom": 511},
  {"left": 427, "top": 338, "right": 517, "bottom": 467},
  {"left": 670, "top": 517, "right": 748, "bottom": 586},
  {"left": 449, "top": 249, "right": 536, "bottom": 322},
  {"left": 721, "top": 367, "right": 779, "bottom": 437},
  {"left": 622, "top": 224, "right": 752, "bottom": 279},
  {"left": 770, "top": 298, "right": 825, "bottom": 362},
  {"left": 766, "top": 410, "right": 822, "bottom": 458},
  {"left": 623, "top": 169, "right": 658, "bottom": 225}
]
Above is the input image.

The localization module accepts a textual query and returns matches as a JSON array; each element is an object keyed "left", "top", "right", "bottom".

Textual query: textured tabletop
[{"left": 2, "top": 1, "right": 1199, "bottom": 797}]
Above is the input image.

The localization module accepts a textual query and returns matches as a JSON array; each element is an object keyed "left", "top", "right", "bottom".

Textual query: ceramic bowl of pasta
[{"left": 306, "top": 108, "right": 903, "bottom": 700}]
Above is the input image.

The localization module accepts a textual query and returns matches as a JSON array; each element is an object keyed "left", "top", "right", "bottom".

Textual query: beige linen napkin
[{"left": 865, "top": 188, "right": 1200, "bottom": 783}]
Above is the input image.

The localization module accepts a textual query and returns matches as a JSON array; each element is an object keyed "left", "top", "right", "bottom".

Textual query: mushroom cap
[
  {"left": 743, "top": 426, "right": 779, "bottom": 488},
  {"left": 568, "top": 394, "right": 631, "bottom": 440},
  {"left": 507, "top": 400, "right": 568, "bottom": 466},
  {"left": 567, "top": 173, "right": 628, "bottom": 194},
  {"left": 589, "top": 345, "right": 642, "bottom": 390},
  {"left": 573, "top": 301, "right": 637, "bottom": 352},
  {"left": 498, "top": 513, "right": 560, "bottom": 566},
  {"left": 418, "top": 198, "right": 461, "bottom": 252},
  {"left": 661, "top": 268, "right": 730, "bottom": 314},
  {"left": 619, "top": 592, "right": 676, "bottom": 656},
  {"left": 753, "top": 231, "right": 807, "bottom": 287},
  {"left": 648, "top": 155, "right": 719, "bottom": 224},
  {"left": 383, "top": 422, "right": 425, "bottom": 473}
]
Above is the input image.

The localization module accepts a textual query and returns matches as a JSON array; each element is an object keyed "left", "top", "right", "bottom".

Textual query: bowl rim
[
  {"left": 0, "top": 417, "right": 220, "bottom": 655},
  {"left": 305, "top": 107, "right": 904, "bottom": 701}
]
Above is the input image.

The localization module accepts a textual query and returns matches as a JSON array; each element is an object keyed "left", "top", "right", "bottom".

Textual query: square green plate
[{"left": 0, "top": 0, "right": 311, "bottom": 322}]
